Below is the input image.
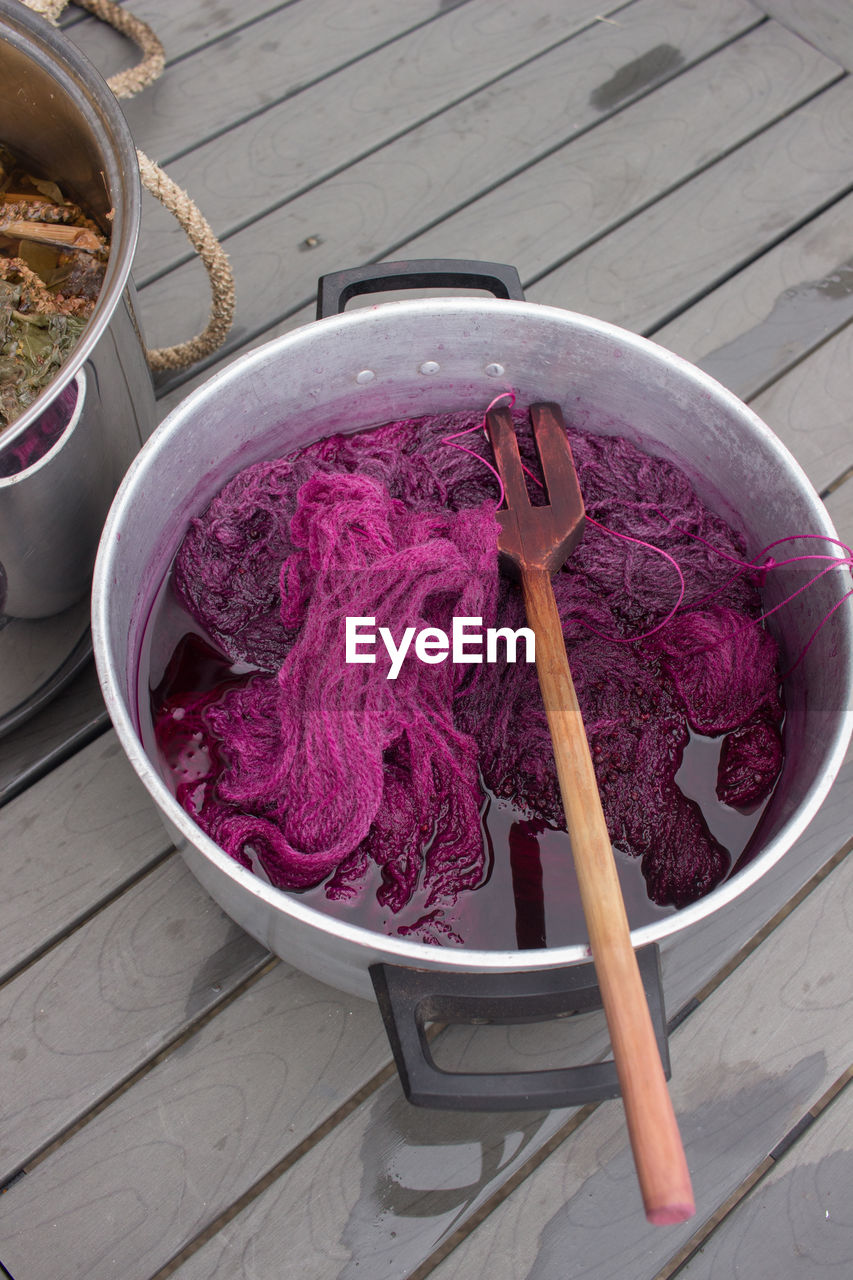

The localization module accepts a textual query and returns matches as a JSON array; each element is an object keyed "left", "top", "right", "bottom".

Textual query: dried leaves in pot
[{"left": 0, "top": 143, "right": 110, "bottom": 434}]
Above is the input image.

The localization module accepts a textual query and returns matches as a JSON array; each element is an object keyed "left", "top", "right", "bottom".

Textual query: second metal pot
[{"left": 0, "top": 0, "right": 156, "bottom": 731}]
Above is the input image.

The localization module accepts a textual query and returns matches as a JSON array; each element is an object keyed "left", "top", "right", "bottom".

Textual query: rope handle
[
  {"left": 135, "top": 150, "right": 235, "bottom": 371},
  {"left": 22, "top": 0, "right": 236, "bottom": 370}
]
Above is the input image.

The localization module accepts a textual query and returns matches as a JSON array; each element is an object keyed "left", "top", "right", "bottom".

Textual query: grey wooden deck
[{"left": 2, "top": 1, "right": 853, "bottom": 1277}]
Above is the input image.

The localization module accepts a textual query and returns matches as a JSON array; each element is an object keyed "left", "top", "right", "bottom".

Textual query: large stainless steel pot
[
  {"left": 0, "top": 0, "right": 156, "bottom": 732},
  {"left": 92, "top": 261, "right": 853, "bottom": 1109}
]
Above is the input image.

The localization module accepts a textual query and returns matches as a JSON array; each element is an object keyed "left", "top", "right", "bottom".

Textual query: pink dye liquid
[{"left": 140, "top": 576, "right": 769, "bottom": 951}]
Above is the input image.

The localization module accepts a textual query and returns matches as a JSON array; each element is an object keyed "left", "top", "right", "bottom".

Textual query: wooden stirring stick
[{"left": 485, "top": 402, "right": 695, "bottom": 1225}]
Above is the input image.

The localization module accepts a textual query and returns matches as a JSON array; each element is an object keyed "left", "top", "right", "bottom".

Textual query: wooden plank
[
  {"left": 57, "top": 5, "right": 157, "bottom": 86},
  {"left": 0, "top": 855, "right": 268, "bottom": 1189},
  {"left": 756, "top": 0, "right": 853, "bottom": 70},
  {"left": 8, "top": 743, "right": 846, "bottom": 1280},
  {"left": 749, "top": 320, "right": 853, "bottom": 493},
  {"left": 64, "top": 0, "right": 466, "bottom": 119},
  {"left": 0, "top": 660, "right": 108, "bottom": 811},
  {"left": 0, "top": 733, "right": 172, "bottom": 983},
  {"left": 524, "top": 79, "right": 853, "bottom": 334},
  {"left": 129, "top": 0, "right": 760, "bottom": 285},
  {"left": 419, "top": 862, "right": 853, "bottom": 1280},
  {"left": 65, "top": 0, "right": 308, "bottom": 61},
  {"left": 170, "top": 1066, "right": 573, "bottom": 1280},
  {"left": 82, "top": 0, "right": 617, "bottom": 170},
  {"left": 676, "top": 1079, "right": 853, "bottom": 1278},
  {"left": 153, "top": 304, "right": 312, "bottom": 417},
  {"left": 0, "top": 963, "right": 390, "bottom": 1280},
  {"left": 137, "top": 21, "right": 842, "bottom": 367},
  {"left": 58, "top": 2, "right": 91, "bottom": 29},
  {"left": 0, "top": 579, "right": 847, "bottom": 1275},
  {"left": 650, "top": 190, "right": 853, "bottom": 402},
  {"left": 167, "top": 846, "right": 853, "bottom": 1278}
]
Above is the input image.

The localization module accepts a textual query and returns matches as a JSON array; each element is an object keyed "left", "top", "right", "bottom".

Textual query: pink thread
[
  {"left": 578, "top": 514, "right": 687, "bottom": 642},
  {"left": 649, "top": 514, "right": 853, "bottom": 670},
  {"left": 452, "top": 405, "right": 688, "bottom": 642},
  {"left": 654, "top": 506, "right": 764, "bottom": 574},
  {"left": 464, "top": 414, "right": 851, "bottom": 663},
  {"left": 713, "top": 536, "right": 853, "bottom": 674},
  {"left": 497, "top": 450, "right": 688, "bottom": 642},
  {"left": 441, "top": 391, "right": 516, "bottom": 507},
  {"left": 450, "top": 404, "right": 812, "bottom": 649},
  {"left": 759, "top": 531, "right": 852, "bottom": 556},
  {"left": 644, "top": 547, "right": 852, "bottom": 674},
  {"left": 656, "top": 516, "right": 853, "bottom": 582},
  {"left": 749, "top": 560, "right": 852, "bottom": 674}
]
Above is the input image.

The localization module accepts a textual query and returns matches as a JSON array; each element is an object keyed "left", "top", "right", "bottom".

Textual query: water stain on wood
[
  {"left": 182, "top": 922, "right": 267, "bottom": 1021},
  {"left": 336, "top": 1091, "right": 554, "bottom": 1280},
  {"left": 524, "top": 1051, "right": 828, "bottom": 1279},
  {"left": 698, "top": 258, "right": 853, "bottom": 400},
  {"left": 589, "top": 44, "right": 686, "bottom": 112}
]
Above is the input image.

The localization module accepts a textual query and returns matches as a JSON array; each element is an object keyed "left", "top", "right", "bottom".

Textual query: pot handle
[
  {"left": 370, "top": 944, "right": 670, "bottom": 1111},
  {"left": 316, "top": 259, "right": 525, "bottom": 319}
]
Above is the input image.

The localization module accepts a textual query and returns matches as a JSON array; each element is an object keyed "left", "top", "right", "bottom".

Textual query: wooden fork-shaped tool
[{"left": 486, "top": 402, "right": 695, "bottom": 1225}]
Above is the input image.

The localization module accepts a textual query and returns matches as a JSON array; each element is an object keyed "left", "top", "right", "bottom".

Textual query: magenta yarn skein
[{"left": 157, "top": 410, "right": 784, "bottom": 923}]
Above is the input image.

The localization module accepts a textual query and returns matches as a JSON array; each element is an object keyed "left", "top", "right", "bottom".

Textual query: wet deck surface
[{"left": 2, "top": 2, "right": 853, "bottom": 1277}]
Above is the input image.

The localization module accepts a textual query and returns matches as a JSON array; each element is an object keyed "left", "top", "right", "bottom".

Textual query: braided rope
[
  {"left": 20, "top": 0, "right": 235, "bottom": 370},
  {"left": 136, "top": 150, "right": 235, "bottom": 370},
  {"left": 21, "top": 0, "right": 65, "bottom": 21},
  {"left": 73, "top": 0, "right": 165, "bottom": 97}
]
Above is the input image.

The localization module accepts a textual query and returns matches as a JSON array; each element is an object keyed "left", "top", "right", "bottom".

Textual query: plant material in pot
[{"left": 0, "top": 143, "right": 109, "bottom": 433}]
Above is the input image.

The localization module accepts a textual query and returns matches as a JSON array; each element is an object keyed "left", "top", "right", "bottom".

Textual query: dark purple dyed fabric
[
  {"left": 717, "top": 720, "right": 784, "bottom": 809},
  {"left": 0, "top": 380, "right": 78, "bottom": 478},
  {"left": 165, "top": 410, "right": 784, "bottom": 919}
]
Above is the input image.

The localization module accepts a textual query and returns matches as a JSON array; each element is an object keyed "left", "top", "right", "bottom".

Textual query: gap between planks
[
  {"left": 639, "top": 175, "right": 853, "bottom": 353},
  {"left": 0, "top": 844, "right": 175, "bottom": 994},
  {"left": 822, "top": 463, "right": 853, "bottom": 500},
  {"left": 131, "top": 0, "right": 761, "bottom": 288},
  {"left": 0, "top": 665, "right": 110, "bottom": 812},
  {"left": 81, "top": 0, "right": 624, "bottom": 177},
  {"left": 652, "top": 1066, "right": 853, "bottom": 1280},
  {"left": 400, "top": 837, "right": 853, "bottom": 1280},
  {"left": 146, "top": 21, "right": 843, "bottom": 399},
  {"left": 123, "top": 836, "right": 853, "bottom": 1280},
  {"left": 523, "top": 68, "right": 845, "bottom": 295},
  {"left": 155, "top": 0, "right": 495, "bottom": 167},
  {"left": 0, "top": 952, "right": 278, "bottom": 1195},
  {"left": 0, "top": 716, "right": 110, "bottom": 811},
  {"left": 150, "top": 1054, "right": 415, "bottom": 1279},
  {"left": 152, "top": 168, "right": 853, "bottom": 425}
]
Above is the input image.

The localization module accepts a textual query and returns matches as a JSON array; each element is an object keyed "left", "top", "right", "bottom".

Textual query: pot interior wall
[
  {"left": 0, "top": 22, "right": 117, "bottom": 229},
  {"left": 96, "top": 300, "right": 853, "bottom": 975}
]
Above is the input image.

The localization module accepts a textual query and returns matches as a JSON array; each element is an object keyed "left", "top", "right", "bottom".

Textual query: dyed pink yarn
[
  {"left": 165, "top": 409, "right": 785, "bottom": 919},
  {"left": 181, "top": 467, "right": 498, "bottom": 909},
  {"left": 651, "top": 607, "right": 782, "bottom": 735}
]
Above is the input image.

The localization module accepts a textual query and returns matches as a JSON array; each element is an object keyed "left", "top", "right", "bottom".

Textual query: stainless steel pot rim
[
  {"left": 0, "top": 0, "right": 141, "bottom": 456},
  {"left": 92, "top": 296, "right": 853, "bottom": 971}
]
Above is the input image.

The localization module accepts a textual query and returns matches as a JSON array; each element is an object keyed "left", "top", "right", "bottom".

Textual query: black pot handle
[
  {"left": 316, "top": 259, "right": 525, "bottom": 319},
  {"left": 370, "top": 944, "right": 669, "bottom": 1111}
]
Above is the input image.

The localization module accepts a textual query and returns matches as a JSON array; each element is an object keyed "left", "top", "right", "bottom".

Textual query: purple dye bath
[{"left": 145, "top": 408, "right": 784, "bottom": 947}]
